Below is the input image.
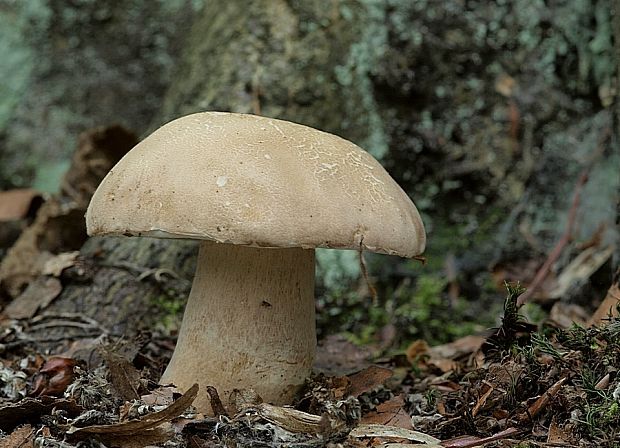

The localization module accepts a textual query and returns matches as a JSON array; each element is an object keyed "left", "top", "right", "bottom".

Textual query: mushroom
[{"left": 86, "top": 112, "right": 425, "bottom": 413}]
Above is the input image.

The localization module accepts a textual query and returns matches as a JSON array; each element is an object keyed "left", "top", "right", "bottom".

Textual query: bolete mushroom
[{"left": 86, "top": 112, "right": 425, "bottom": 413}]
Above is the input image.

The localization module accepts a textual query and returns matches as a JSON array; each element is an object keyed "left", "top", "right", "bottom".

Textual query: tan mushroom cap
[{"left": 86, "top": 112, "right": 425, "bottom": 257}]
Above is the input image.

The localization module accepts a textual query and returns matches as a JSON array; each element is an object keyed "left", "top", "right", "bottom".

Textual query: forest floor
[{"left": 0, "top": 280, "right": 619, "bottom": 447}]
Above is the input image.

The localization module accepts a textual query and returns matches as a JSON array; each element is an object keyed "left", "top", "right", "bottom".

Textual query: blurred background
[{"left": 0, "top": 0, "right": 618, "bottom": 351}]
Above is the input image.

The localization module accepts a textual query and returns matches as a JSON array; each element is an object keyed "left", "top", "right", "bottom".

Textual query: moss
[{"left": 151, "top": 293, "right": 184, "bottom": 333}]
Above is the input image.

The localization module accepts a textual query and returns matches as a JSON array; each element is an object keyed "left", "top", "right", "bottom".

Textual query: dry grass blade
[
  {"left": 67, "top": 383, "right": 198, "bottom": 437},
  {"left": 349, "top": 423, "right": 441, "bottom": 445},
  {"left": 441, "top": 427, "right": 520, "bottom": 448}
]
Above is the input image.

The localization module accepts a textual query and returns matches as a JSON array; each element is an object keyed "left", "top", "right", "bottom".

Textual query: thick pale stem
[{"left": 161, "top": 241, "right": 316, "bottom": 414}]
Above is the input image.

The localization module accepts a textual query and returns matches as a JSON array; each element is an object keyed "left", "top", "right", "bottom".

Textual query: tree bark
[
  {"left": 21, "top": 0, "right": 619, "bottom": 342},
  {"left": 42, "top": 0, "right": 381, "bottom": 339}
]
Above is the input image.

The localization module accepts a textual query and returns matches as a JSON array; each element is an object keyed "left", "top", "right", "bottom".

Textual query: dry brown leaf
[
  {"left": 442, "top": 427, "right": 520, "bottom": 448},
  {"left": 141, "top": 386, "right": 179, "bottom": 407},
  {"left": 314, "top": 334, "right": 373, "bottom": 376},
  {"left": 360, "top": 395, "right": 411, "bottom": 429},
  {"left": 589, "top": 275, "right": 620, "bottom": 327},
  {"left": 547, "top": 417, "right": 574, "bottom": 444},
  {"left": 0, "top": 125, "right": 135, "bottom": 299},
  {"left": 429, "top": 335, "right": 485, "bottom": 360},
  {"left": 347, "top": 365, "right": 393, "bottom": 398},
  {"left": 3, "top": 277, "right": 62, "bottom": 319},
  {"left": 101, "top": 350, "right": 141, "bottom": 401},
  {"left": 328, "top": 375, "right": 351, "bottom": 400},
  {"left": 0, "top": 190, "right": 42, "bottom": 222},
  {"left": 89, "top": 425, "right": 173, "bottom": 448},
  {"left": 67, "top": 383, "right": 198, "bottom": 438},
  {"left": 471, "top": 382, "right": 493, "bottom": 417},
  {"left": 405, "top": 340, "right": 429, "bottom": 365},
  {"left": 429, "top": 379, "right": 460, "bottom": 392},
  {"left": 549, "top": 302, "right": 589, "bottom": 328},
  {"left": 549, "top": 245, "right": 614, "bottom": 299},
  {"left": 0, "top": 424, "right": 34, "bottom": 448},
  {"left": 0, "top": 398, "right": 81, "bottom": 433},
  {"left": 30, "top": 357, "right": 78, "bottom": 397},
  {"left": 427, "top": 358, "right": 457, "bottom": 373}
]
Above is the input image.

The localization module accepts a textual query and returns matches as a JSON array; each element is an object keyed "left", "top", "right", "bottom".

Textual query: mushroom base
[{"left": 160, "top": 241, "right": 316, "bottom": 414}]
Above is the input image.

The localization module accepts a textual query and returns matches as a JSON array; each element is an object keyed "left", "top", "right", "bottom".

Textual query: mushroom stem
[{"left": 161, "top": 241, "right": 316, "bottom": 414}]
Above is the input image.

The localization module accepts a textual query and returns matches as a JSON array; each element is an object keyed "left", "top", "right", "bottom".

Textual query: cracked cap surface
[{"left": 86, "top": 112, "right": 425, "bottom": 257}]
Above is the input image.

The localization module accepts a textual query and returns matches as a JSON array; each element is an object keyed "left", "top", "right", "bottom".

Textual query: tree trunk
[
  {"left": 19, "top": 0, "right": 619, "bottom": 342},
  {"left": 42, "top": 0, "right": 383, "bottom": 339}
]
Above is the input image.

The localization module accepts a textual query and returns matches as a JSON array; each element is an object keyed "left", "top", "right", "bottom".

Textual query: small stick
[
  {"left": 517, "top": 377, "right": 567, "bottom": 422},
  {"left": 516, "top": 170, "right": 589, "bottom": 307},
  {"left": 517, "top": 127, "right": 609, "bottom": 307}
]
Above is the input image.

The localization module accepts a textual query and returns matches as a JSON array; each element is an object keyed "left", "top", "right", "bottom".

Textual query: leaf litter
[{"left": 0, "top": 269, "right": 619, "bottom": 446}]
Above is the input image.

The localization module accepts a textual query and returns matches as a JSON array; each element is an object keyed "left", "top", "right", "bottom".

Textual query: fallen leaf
[
  {"left": 30, "top": 357, "right": 78, "bottom": 397},
  {"left": 471, "top": 382, "right": 493, "bottom": 417},
  {"left": 429, "top": 335, "right": 486, "bottom": 360},
  {"left": 405, "top": 340, "right": 430, "bottom": 365},
  {"left": 3, "top": 277, "right": 62, "bottom": 319},
  {"left": 141, "top": 386, "right": 180, "bottom": 407},
  {"left": 589, "top": 277, "right": 620, "bottom": 327},
  {"left": 427, "top": 358, "right": 457, "bottom": 373},
  {"left": 328, "top": 375, "right": 351, "bottom": 400},
  {"left": 67, "top": 383, "right": 198, "bottom": 438},
  {"left": 0, "top": 424, "right": 34, "bottom": 448},
  {"left": 90, "top": 426, "right": 173, "bottom": 448},
  {"left": 441, "top": 427, "right": 520, "bottom": 448},
  {"left": 206, "top": 385, "right": 228, "bottom": 417},
  {"left": 517, "top": 377, "right": 566, "bottom": 423},
  {"left": 360, "top": 395, "right": 411, "bottom": 429},
  {"left": 549, "top": 302, "right": 589, "bottom": 328},
  {"left": 348, "top": 365, "right": 393, "bottom": 398},
  {"left": 101, "top": 350, "right": 141, "bottom": 401},
  {"left": 0, "top": 190, "right": 42, "bottom": 222},
  {"left": 549, "top": 245, "right": 614, "bottom": 300},
  {"left": 0, "top": 397, "right": 81, "bottom": 432},
  {"left": 314, "top": 334, "right": 373, "bottom": 376},
  {"left": 547, "top": 417, "right": 573, "bottom": 444},
  {"left": 429, "top": 379, "right": 460, "bottom": 392}
]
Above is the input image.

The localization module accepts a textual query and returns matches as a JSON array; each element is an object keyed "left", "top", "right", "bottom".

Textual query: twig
[
  {"left": 516, "top": 126, "right": 610, "bottom": 306},
  {"left": 517, "top": 377, "right": 567, "bottom": 423},
  {"left": 441, "top": 427, "right": 521, "bottom": 448},
  {"left": 516, "top": 170, "right": 589, "bottom": 306}
]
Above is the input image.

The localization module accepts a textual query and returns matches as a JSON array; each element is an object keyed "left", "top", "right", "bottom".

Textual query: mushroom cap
[{"left": 86, "top": 112, "right": 425, "bottom": 257}]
